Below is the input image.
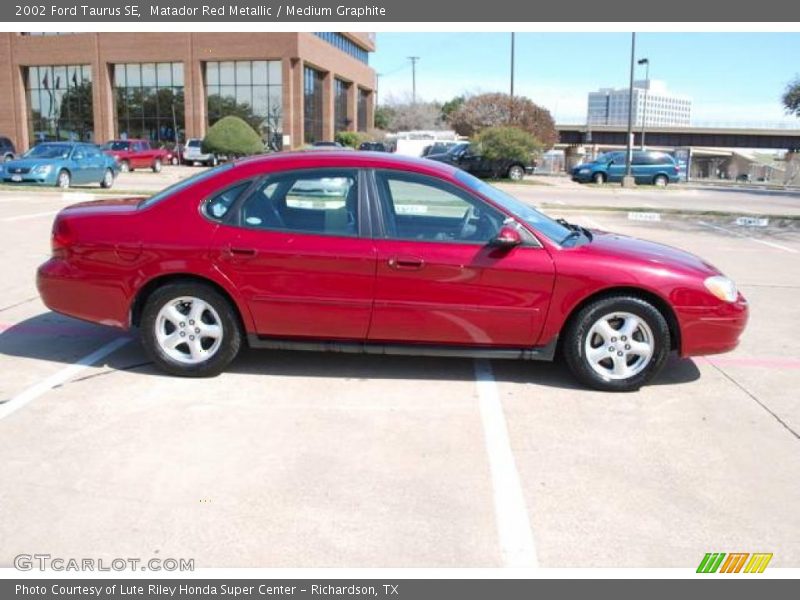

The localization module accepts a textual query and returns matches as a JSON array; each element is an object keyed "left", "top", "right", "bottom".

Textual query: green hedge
[{"left": 202, "top": 116, "right": 264, "bottom": 157}]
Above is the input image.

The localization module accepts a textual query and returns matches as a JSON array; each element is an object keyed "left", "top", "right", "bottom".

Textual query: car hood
[
  {"left": 61, "top": 196, "right": 146, "bottom": 215},
  {"left": 4, "top": 158, "right": 64, "bottom": 169},
  {"left": 582, "top": 229, "right": 719, "bottom": 276}
]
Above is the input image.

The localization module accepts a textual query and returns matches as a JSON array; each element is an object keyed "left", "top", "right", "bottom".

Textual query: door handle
[
  {"left": 223, "top": 245, "right": 257, "bottom": 258},
  {"left": 388, "top": 255, "right": 424, "bottom": 270}
]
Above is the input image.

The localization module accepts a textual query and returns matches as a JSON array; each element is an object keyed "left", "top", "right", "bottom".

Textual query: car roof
[{"left": 232, "top": 150, "right": 462, "bottom": 178}]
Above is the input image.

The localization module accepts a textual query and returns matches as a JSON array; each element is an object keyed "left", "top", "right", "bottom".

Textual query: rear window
[
  {"left": 139, "top": 163, "right": 235, "bottom": 209},
  {"left": 187, "top": 140, "right": 202, "bottom": 148}
]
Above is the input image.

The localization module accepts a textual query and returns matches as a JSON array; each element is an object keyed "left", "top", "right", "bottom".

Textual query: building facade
[
  {"left": 0, "top": 32, "right": 376, "bottom": 152},
  {"left": 587, "top": 80, "right": 691, "bottom": 128}
]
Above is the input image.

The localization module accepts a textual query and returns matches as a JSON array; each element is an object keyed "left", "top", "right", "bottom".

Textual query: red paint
[
  {"left": 37, "top": 151, "right": 748, "bottom": 358},
  {"left": 102, "top": 139, "right": 170, "bottom": 170}
]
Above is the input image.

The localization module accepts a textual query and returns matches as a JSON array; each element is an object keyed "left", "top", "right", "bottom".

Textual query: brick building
[{"left": 0, "top": 32, "right": 376, "bottom": 152}]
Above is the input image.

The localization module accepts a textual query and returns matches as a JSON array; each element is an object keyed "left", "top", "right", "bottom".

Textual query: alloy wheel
[
  {"left": 584, "top": 311, "right": 654, "bottom": 380},
  {"left": 154, "top": 296, "right": 224, "bottom": 365}
]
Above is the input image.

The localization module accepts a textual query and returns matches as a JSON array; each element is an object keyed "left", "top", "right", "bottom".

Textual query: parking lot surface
[{"left": 1, "top": 179, "right": 799, "bottom": 568}]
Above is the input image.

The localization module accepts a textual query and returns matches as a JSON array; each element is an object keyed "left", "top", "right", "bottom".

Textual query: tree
[
  {"left": 378, "top": 93, "right": 444, "bottom": 131},
  {"left": 440, "top": 95, "right": 465, "bottom": 122},
  {"left": 474, "top": 126, "right": 543, "bottom": 165},
  {"left": 783, "top": 77, "right": 800, "bottom": 118},
  {"left": 449, "top": 93, "right": 558, "bottom": 148},
  {"left": 202, "top": 116, "right": 264, "bottom": 157},
  {"left": 374, "top": 105, "right": 392, "bottom": 130}
]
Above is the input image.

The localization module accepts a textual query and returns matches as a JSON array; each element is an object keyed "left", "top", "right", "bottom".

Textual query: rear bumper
[
  {"left": 37, "top": 258, "right": 130, "bottom": 329},
  {"left": 676, "top": 296, "right": 749, "bottom": 357}
]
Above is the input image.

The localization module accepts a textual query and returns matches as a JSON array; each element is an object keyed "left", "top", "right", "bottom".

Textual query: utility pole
[
  {"left": 637, "top": 58, "right": 650, "bottom": 150},
  {"left": 510, "top": 32, "right": 515, "bottom": 98},
  {"left": 623, "top": 32, "right": 636, "bottom": 187},
  {"left": 375, "top": 73, "right": 382, "bottom": 106},
  {"left": 407, "top": 56, "right": 419, "bottom": 103}
]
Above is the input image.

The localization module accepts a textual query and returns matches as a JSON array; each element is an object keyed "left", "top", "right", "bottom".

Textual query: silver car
[{"left": 182, "top": 138, "right": 218, "bottom": 167}]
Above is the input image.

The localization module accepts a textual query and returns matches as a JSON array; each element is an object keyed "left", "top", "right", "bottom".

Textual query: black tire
[
  {"left": 119, "top": 160, "right": 131, "bottom": 173},
  {"left": 100, "top": 168, "right": 114, "bottom": 189},
  {"left": 152, "top": 158, "right": 162, "bottom": 173},
  {"left": 3, "top": 153, "right": 13, "bottom": 163},
  {"left": 592, "top": 172, "right": 605, "bottom": 184},
  {"left": 140, "top": 281, "right": 242, "bottom": 377},
  {"left": 208, "top": 156, "right": 218, "bottom": 167},
  {"left": 507, "top": 164, "right": 525, "bottom": 181},
  {"left": 56, "top": 169, "right": 70, "bottom": 189},
  {"left": 653, "top": 174, "right": 668, "bottom": 187},
  {"left": 171, "top": 156, "right": 179, "bottom": 166},
  {"left": 562, "top": 295, "right": 671, "bottom": 392}
]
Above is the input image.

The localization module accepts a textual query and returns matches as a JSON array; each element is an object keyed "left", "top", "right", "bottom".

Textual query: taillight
[{"left": 51, "top": 216, "right": 73, "bottom": 258}]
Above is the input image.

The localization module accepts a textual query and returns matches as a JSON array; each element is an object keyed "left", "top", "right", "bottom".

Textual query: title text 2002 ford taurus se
[{"left": 37, "top": 152, "right": 748, "bottom": 392}]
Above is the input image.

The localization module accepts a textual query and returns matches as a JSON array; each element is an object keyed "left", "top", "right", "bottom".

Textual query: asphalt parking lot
[{"left": 1, "top": 175, "right": 799, "bottom": 568}]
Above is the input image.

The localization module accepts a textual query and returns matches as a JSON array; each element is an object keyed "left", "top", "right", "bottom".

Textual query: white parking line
[
  {"left": 698, "top": 221, "right": 799, "bottom": 254},
  {"left": 1, "top": 210, "right": 59, "bottom": 223},
  {"left": 473, "top": 359, "right": 539, "bottom": 568},
  {"left": 582, "top": 217, "right": 604, "bottom": 229},
  {"left": 0, "top": 337, "right": 130, "bottom": 421}
]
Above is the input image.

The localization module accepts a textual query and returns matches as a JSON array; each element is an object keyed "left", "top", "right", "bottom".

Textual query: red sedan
[{"left": 37, "top": 152, "right": 748, "bottom": 391}]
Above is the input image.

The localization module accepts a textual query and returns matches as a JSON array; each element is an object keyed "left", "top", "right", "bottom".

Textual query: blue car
[
  {"left": 0, "top": 142, "right": 119, "bottom": 189},
  {"left": 572, "top": 150, "right": 680, "bottom": 186}
]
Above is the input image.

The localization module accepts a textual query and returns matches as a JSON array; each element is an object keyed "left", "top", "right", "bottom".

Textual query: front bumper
[
  {"left": 1, "top": 173, "right": 56, "bottom": 185},
  {"left": 676, "top": 295, "right": 749, "bottom": 357}
]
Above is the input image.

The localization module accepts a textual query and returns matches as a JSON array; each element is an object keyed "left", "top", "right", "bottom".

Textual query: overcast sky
[{"left": 371, "top": 32, "right": 800, "bottom": 127}]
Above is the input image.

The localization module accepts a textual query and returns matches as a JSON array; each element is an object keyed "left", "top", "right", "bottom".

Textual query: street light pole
[
  {"left": 510, "top": 32, "right": 515, "bottom": 98},
  {"left": 623, "top": 32, "right": 636, "bottom": 187},
  {"left": 407, "top": 56, "right": 419, "bottom": 104},
  {"left": 638, "top": 58, "right": 650, "bottom": 150}
]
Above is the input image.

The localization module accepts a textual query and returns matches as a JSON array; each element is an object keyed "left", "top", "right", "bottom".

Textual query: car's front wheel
[
  {"left": 140, "top": 282, "right": 242, "bottom": 377},
  {"left": 507, "top": 165, "right": 525, "bottom": 181},
  {"left": 563, "top": 295, "right": 670, "bottom": 392},
  {"left": 100, "top": 168, "right": 114, "bottom": 189},
  {"left": 592, "top": 172, "right": 605, "bottom": 184},
  {"left": 152, "top": 158, "right": 162, "bottom": 173},
  {"left": 56, "top": 169, "right": 71, "bottom": 189}
]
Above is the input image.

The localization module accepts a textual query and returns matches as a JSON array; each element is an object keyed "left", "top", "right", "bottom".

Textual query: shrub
[
  {"left": 202, "top": 116, "right": 264, "bottom": 157},
  {"left": 335, "top": 131, "right": 361, "bottom": 148},
  {"left": 473, "top": 126, "right": 543, "bottom": 165}
]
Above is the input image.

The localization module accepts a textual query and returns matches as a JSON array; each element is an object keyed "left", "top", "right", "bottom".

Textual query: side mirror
[{"left": 489, "top": 225, "right": 522, "bottom": 248}]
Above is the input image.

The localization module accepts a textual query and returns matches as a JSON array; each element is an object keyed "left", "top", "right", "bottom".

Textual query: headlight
[
  {"left": 32, "top": 164, "right": 52, "bottom": 175},
  {"left": 704, "top": 275, "right": 738, "bottom": 302},
  {"left": 579, "top": 168, "right": 590, "bottom": 174}
]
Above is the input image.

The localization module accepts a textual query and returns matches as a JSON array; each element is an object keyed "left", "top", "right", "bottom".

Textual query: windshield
[
  {"left": 454, "top": 170, "right": 573, "bottom": 244},
  {"left": 187, "top": 140, "right": 202, "bottom": 148},
  {"left": 23, "top": 144, "right": 73, "bottom": 159},
  {"left": 139, "top": 163, "right": 235, "bottom": 209},
  {"left": 103, "top": 141, "right": 130, "bottom": 151},
  {"left": 446, "top": 143, "right": 469, "bottom": 156}
]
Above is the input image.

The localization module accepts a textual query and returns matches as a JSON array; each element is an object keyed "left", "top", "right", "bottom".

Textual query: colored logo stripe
[
  {"left": 697, "top": 553, "right": 726, "bottom": 573},
  {"left": 744, "top": 553, "right": 773, "bottom": 573},
  {"left": 697, "top": 552, "right": 773, "bottom": 573},
  {"left": 720, "top": 553, "right": 749, "bottom": 573}
]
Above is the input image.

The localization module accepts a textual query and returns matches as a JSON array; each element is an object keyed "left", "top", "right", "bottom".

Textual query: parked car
[
  {"left": 36, "top": 152, "right": 748, "bottom": 391},
  {"left": 427, "top": 142, "right": 533, "bottom": 181},
  {"left": 572, "top": 151, "right": 680, "bottom": 186},
  {"left": 166, "top": 144, "right": 183, "bottom": 166},
  {"left": 358, "top": 141, "right": 388, "bottom": 152},
  {"left": 1, "top": 142, "right": 117, "bottom": 188},
  {"left": 311, "top": 141, "right": 343, "bottom": 148},
  {"left": 183, "top": 138, "right": 219, "bottom": 166},
  {"left": 1, "top": 136, "right": 16, "bottom": 162},
  {"left": 421, "top": 141, "right": 461, "bottom": 157},
  {"left": 101, "top": 139, "right": 170, "bottom": 173}
]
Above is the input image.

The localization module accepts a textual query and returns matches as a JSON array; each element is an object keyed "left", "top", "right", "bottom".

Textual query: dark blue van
[{"left": 572, "top": 150, "right": 680, "bottom": 186}]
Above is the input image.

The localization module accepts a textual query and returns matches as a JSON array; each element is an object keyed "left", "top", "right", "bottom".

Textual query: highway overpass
[{"left": 557, "top": 124, "right": 800, "bottom": 151}]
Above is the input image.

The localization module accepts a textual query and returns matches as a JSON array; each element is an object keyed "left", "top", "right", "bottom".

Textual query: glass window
[
  {"left": 114, "top": 62, "right": 184, "bottom": 143},
  {"left": 241, "top": 169, "right": 359, "bottom": 237},
  {"left": 205, "top": 60, "right": 283, "bottom": 151},
  {"left": 334, "top": 78, "right": 350, "bottom": 133},
  {"left": 357, "top": 88, "right": 370, "bottom": 132},
  {"left": 375, "top": 171, "right": 504, "bottom": 244},
  {"left": 303, "top": 66, "right": 324, "bottom": 144},
  {"left": 313, "top": 33, "right": 369, "bottom": 64},
  {"left": 24, "top": 64, "right": 93, "bottom": 144},
  {"left": 204, "top": 182, "right": 252, "bottom": 221}
]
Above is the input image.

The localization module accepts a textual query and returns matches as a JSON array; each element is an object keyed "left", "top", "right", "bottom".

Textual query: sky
[{"left": 371, "top": 32, "right": 800, "bottom": 126}]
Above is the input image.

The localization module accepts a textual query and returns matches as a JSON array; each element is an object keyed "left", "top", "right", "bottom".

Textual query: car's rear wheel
[
  {"left": 56, "top": 169, "right": 70, "bottom": 189},
  {"left": 119, "top": 160, "right": 130, "bottom": 173},
  {"left": 170, "top": 156, "right": 179, "bottom": 166},
  {"left": 152, "top": 158, "right": 162, "bottom": 173},
  {"left": 653, "top": 174, "right": 668, "bottom": 187},
  {"left": 507, "top": 165, "right": 525, "bottom": 181},
  {"left": 563, "top": 295, "right": 670, "bottom": 392},
  {"left": 592, "top": 172, "right": 605, "bottom": 184},
  {"left": 208, "top": 156, "right": 219, "bottom": 167},
  {"left": 100, "top": 168, "right": 114, "bottom": 189},
  {"left": 140, "top": 282, "right": 242, "bottom": 377}
]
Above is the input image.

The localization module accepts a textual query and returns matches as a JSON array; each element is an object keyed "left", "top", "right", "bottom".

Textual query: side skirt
[{"left": 246, "top": 335, "right": 558, "bottom": 362}]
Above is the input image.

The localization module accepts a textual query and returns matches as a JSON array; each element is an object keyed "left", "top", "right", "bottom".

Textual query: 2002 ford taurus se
[{"left": 37, "top": 152, "right": 748, "bottom": 391}]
